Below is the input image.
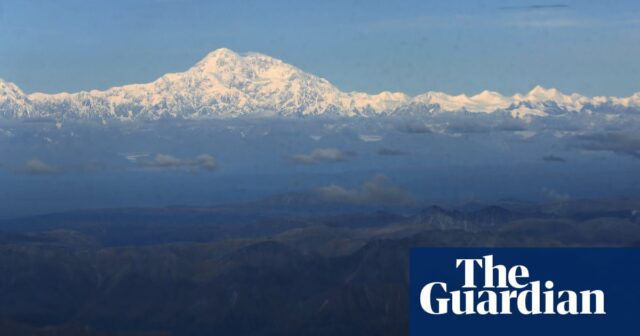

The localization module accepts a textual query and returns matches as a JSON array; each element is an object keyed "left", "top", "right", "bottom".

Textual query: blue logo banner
[{"left": 410, "top": 248, "right": 640, "bottom": 335}]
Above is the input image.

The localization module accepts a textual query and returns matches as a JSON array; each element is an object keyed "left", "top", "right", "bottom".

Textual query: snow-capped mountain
[
  {"left": 0, "top": 80, "right": 33, "bottom": 118},
  {"left": 1, "top": 48, "right": 639, "bottom": 121}
]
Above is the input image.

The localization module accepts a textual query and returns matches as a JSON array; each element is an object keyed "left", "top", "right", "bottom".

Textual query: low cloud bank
[
  {"left": 17, "top": 159, "right": 59, "bottom": 175},
  {"left": 317, "top": 174, "right": 413, "bottom": 205},
  {"left": 377, "top": 148, "right": 408, "bottom": 156},
  {"left": 576, "top": 132, "right": 640, "bottom": 159},
  {"left": 291, "top": 148, "right": 355, "bottom": 165},
  {"left": 542, "top": 155, "right": 566, "bottom": 163},
  {"left": 135, "top": 154, "right": 217, "bottom": 171}
]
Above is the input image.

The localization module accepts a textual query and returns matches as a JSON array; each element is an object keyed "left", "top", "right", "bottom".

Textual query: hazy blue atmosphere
[
  {"left": 1, "top": 116, "right": 639, "bottom": 218},
  {"left": 1, "top": 0, "right": 640, "bottom": 96},
  {"left": 1, "top": 2, "right": 640, "bottom": 335}
]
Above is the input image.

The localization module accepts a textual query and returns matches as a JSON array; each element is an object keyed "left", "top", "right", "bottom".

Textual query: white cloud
[
  {"left": 134, "top": 153, "right": 218, "bottom": 171},
  {"left": 318, "top": 174, "right": 413, "bottom": 205},
  {"left": 18, "top": 159, "right": 58, "bottom": 175},
  {"left": 544, "top": 188, "right": 571, "bottom": 202},
  {"left": 506, "top": 18, "right": 588, "bottom": 28},
  {"left": 291, "top": 148, "right": 354, "bottom": 165},
  {"left": 358, "top": 134, "right": 383, "bottom": 142}
]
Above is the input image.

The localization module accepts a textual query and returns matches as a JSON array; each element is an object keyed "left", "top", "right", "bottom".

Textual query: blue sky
[{"left": 0, "top": 0, "right": 639, "bottom": 96}]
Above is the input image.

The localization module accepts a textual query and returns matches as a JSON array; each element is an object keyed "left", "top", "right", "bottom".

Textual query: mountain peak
[
  {"left": 213, "top": 47, "right": 236, "bottom": 53},
  {"left": 527, "top": 85, "right": 560, "bottom": 98},
  {"left": 203, "top": 47, "right": 240, "bottom": 59},
  {"left": 0, "top": 78, "right": 32, "bottom": 118},
  {"left": 0, "top": 79, "right": 28, "bottom": 102},
  {"left": 0, "top": 79, "right": 23, "bottom": 93},
  {"left": 192, "top": 48, "right": 243, "bottom": 73}
]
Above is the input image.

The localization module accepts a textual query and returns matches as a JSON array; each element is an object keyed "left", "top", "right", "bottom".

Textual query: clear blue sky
[{"left": 0, "top": 0, "right": 639, "bottom": 96}]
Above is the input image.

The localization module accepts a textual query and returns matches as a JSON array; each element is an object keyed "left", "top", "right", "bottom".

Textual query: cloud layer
[
  {"left": 377, "top": 148, "right": 408, "bottom": 156},
  {"left": 542, "top": 155, "right": 566, "bottom": 163},
  {"left": 576, "top": 132, "right": 640, "bottom": 159},
  {"left": 18, "top": 159, "right": 59, "bottom": 175},
  {"left": 317, "top": 174, "right": 413, "bottom": 205},
  {"left": 290, "top": 148, "right": 354, "bottom": 165},
  {"left": 135, "top": 154, "right": 218, "bottom": 171}
]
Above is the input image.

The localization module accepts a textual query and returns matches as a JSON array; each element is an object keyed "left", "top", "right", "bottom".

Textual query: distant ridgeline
[{"left": 1, "top": 48, "right": 639, "bottom": 121}]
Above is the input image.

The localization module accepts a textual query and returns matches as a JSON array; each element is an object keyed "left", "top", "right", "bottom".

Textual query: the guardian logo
[{"left": 419, "top": 255, "right": 606, "bottom": 316}]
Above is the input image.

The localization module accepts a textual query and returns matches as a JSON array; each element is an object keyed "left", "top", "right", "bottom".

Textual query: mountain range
[
  {"left": 1, "top": 48, "right": 639, "bottom": 121},
  {"left": 0, "top": 197, "right": 638, "bottom": 335}
]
